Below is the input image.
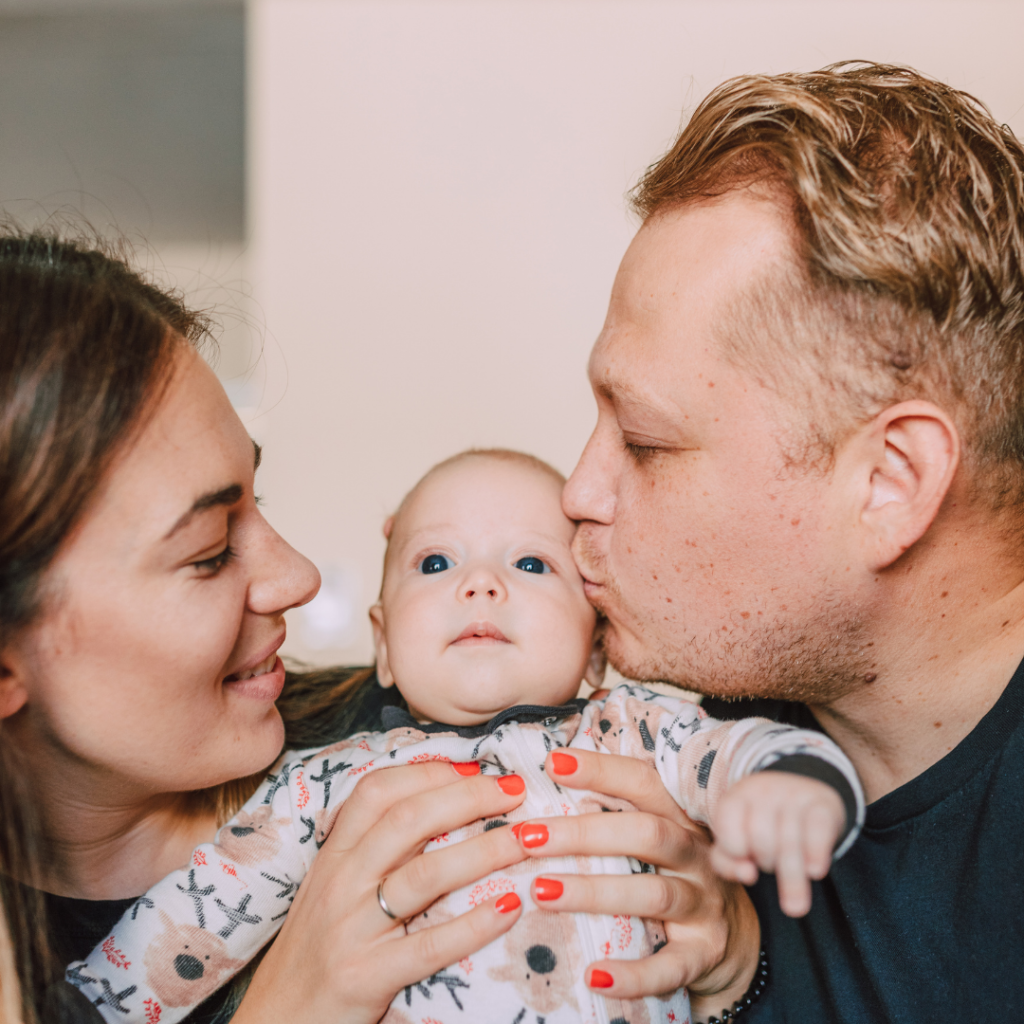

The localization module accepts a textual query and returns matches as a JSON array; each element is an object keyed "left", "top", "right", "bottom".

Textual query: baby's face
[{"left": 372, "top": 457, "right": 599, "bottom": 725}]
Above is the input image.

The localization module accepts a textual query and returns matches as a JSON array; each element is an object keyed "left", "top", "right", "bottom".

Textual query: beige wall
[{"left": 242, "top": 0, "right": 1024, "bottom": 667}]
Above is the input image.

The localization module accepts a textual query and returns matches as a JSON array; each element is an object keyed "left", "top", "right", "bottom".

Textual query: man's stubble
[{"left": 574, "top": 525, "right": 876, "bottom": 706}]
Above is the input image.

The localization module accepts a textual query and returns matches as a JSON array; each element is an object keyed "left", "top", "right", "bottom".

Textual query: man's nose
[{"left": 563, "top": 426, "right": 617, "bottom": 525}]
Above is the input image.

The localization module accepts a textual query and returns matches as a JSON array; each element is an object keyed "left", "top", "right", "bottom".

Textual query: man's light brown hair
[{"left": 633, "top": 61, "right": 1024, "bottom": 508}]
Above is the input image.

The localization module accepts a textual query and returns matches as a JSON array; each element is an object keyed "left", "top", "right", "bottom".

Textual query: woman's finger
[
  {"left": 365, "top": 894, "right": 523, "bottom": 995},
  {"left": 328, "top": 771, "right": 526, "bottom": 876},
  {"left": 514, "top": 810, "right": 701, "bottom": 869},
  {"left": 378, "top": 824, "right": 525, "bottom": 922},
  {"left": 327, "top": 760, "right": 483, "bottom": 851},
  {"left": 529, "top": 871, "right": 699, "bottom": 919},
  {"left": 544, "top": 749, "right": 697, "bottom": 828},
  {"left": 582, "top": 941, "right": 712, "bottom": 1001}
]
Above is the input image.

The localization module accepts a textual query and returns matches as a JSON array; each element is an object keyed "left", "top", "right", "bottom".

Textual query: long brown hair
[{"left": 0, "top": 228, "right": 209, "bottom": 1022}]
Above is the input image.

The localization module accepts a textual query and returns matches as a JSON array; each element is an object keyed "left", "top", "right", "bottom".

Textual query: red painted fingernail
[
  {"left": 533, "top": 877, "right": 563, "bottom": 901},
  {"left": 451, "top": 761, "right": 480, "bottom": 776},
  {"left": 495, "top": 893, "right": 521, "bottom": 914},
  {"left": 510, "top": 822, "right": 524, "bottom": 838},
  {"left": 497, "top": 775, "right": 525, "bottom": 795},
  {"left": 551, "top": 752, "right": 577, "bottom": 775},
  {"left": 590, "top": 969, "right": 614, "bottom": 989},
  {"left": 520, "top": 823, "right": 549, "bottom": 848}
]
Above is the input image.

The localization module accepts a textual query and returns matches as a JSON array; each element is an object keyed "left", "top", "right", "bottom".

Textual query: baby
[{"left": 68, "top": 449, "right": 864, "bottom": 1024}]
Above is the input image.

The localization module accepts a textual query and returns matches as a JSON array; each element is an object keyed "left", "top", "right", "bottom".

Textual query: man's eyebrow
[
  {"left": 594, "top": 378, "right": 652, "bottom": 407},
  {"left": 164, "top": 485, "right": 244, "bottom": 540}
]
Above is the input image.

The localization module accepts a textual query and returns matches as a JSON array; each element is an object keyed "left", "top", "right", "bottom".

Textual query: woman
[{"left": 0, "top": 232, "right": 758, "bottom": 1023}]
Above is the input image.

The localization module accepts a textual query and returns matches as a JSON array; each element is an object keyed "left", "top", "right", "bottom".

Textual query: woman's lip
[
  {"left": 452, "top": 621, "right": 511, "bottom": 644},
  {"left": 222, "top": 632, "right": 286, "bottom": 682},
  {"left": 224, "top": 656, "right": 285, "bottom": 701}
]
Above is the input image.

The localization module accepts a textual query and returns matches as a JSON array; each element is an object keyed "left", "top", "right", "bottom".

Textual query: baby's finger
[
  {"left": 804, "top": 802, "right": 841, "bottom": 879},
  {"left": 747, "top": 802, "right": 781, "bottom": 873},
  {"left": 712, "top": 792, "right": 753, "bottom": 860},
  {"left": 709, "top": 845, "right": 759, "bottom": 885},
  {"left": 774, "top": 810, "right": 811, "bottom": 918},
  {"left": 529, "top": 872, "right": 700, "bottom": 920}
]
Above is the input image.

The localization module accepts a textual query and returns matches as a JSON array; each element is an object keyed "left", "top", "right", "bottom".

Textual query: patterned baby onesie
[{"left": 67, "top": 684, "right": 864, "bottom": 1024}]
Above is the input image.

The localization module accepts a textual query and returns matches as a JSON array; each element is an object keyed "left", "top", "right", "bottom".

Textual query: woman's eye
[
  {"left": 193, "top": 545, "right": 236, "bottom": 576},
  {"left": 514, "top": 556, "right": 550, "bottom": 574},
  {"left": 418, "top": 554, "right": 452, "bottom": 574}
]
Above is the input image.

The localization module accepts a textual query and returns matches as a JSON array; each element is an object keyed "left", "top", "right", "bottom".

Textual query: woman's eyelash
[{"left": 194, "top": 545, "right": 236, "bottom": 575}]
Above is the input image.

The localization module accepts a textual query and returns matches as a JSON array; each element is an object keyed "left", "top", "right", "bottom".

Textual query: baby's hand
[{"left": 709, "top": 772, "right": 845, "bottom": 917}]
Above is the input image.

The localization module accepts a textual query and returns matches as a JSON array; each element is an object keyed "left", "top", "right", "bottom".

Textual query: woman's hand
[
  {"left": 518, "top": 749, "right": 761, "bottom": 1022},
  {"left": 233, "top": 761, "right": 527, "bottom": 1024}
]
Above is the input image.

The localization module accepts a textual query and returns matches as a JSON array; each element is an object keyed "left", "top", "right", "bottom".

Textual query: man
[{"left": 564, "top": 62, "right": 1024, "bottom": 1021}]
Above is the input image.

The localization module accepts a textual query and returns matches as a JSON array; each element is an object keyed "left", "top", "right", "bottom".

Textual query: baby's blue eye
[
  {"left": 419, "top": 554, "right": 452, "bottom": 574},
  {"left": 514, "top": 556, "right": 549, "bottom": 574}
]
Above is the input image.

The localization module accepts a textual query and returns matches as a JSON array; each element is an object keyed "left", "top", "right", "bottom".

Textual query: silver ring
[{"left": 377, "top": 877, "right": 401, "bottom": 921}]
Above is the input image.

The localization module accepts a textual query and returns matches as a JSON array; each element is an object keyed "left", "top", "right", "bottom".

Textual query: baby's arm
[{"left": 592, "top": 687, "right": 864, "bottom": 918}]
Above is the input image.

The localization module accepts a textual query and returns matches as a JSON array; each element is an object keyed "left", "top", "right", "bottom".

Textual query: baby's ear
[
  {"left": 369, "top": 604, "right": 395, "bottom": 688},
  {"left": 583, "top": 635, "right": 607, "bottom": 689},
  {"left": 382, "top": 516, "right": 395, "bottom": 540}
]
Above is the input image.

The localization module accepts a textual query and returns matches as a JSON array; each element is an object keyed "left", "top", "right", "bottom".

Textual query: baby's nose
[{"left": 463, "top": 583, "right": 499, "bottom": 599}]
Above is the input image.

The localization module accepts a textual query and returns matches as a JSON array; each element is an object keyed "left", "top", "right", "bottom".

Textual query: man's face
[{"left": 564, "top": 194, "right": 871, "bottom": 701}]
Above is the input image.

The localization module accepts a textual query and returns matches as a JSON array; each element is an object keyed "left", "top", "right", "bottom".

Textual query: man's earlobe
[
  {"left": 368, "top": 604, "right": 394, "bottom": 688},
  {"left": 382, "top": 516, "right": 394, "bottom": 541},
  {"left": 859, "top": 401, "right": 959, "bottom": 571}
]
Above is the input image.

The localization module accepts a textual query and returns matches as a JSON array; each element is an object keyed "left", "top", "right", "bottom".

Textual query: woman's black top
[{"left": 45, "top": 667, "right": 397, "bottom": 1022}]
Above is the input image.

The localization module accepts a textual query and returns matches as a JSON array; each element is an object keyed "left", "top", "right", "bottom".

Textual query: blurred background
[{"left": 3, "top": 0, "right": 1022, "bottom": 667}]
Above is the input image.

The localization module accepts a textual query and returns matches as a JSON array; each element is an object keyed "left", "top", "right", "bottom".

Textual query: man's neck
[{"left": 810, "top": 555, "right": 1024, "bottom": 804}]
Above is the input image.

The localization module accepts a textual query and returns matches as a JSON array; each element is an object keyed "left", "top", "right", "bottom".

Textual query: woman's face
[{"left": 2, "top": 346, "right": 320, "bottom": 798}]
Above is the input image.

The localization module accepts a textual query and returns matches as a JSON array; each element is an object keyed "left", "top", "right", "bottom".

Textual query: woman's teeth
[{"left": 229, "top": 653, "right": 277, "bottom": 682}]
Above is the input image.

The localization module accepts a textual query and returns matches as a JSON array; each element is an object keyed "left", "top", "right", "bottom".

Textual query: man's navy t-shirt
[{"left": 702, "top": 656, "right": 1024, "bottom": 1023}]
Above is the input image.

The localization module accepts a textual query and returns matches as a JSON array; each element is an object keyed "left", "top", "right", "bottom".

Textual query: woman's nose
[{"left": 247, "top": 521, "right": 321, "bottom": 616}]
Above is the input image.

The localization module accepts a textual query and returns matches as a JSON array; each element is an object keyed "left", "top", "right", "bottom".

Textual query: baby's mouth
[{"left": 452, "top": 621, "right": 511, "bottom": 645}]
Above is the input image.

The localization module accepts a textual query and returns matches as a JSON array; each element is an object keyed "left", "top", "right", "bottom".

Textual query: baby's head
[{"left": 370, "top": 450, "right": 604, "bottom": 725}]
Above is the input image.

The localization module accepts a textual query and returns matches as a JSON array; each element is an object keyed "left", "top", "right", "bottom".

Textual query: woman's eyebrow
[{"left": 164, "top": 484, "right": 243, "bottom": 539}]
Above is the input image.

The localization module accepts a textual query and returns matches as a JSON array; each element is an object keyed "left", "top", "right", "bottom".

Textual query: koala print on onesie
[{"left": 68, "top": 685, "right": 863, "bottom": 1024}]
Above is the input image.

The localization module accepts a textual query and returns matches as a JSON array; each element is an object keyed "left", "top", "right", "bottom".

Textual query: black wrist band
[{"left": 705, "top": 947, "right": 769, "bottom": 1023}]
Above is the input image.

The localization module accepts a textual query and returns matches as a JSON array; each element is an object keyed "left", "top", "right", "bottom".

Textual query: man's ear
[
  {"left": 583, "top": 632, "right": 607, "bottom": 689},
  {"left": 368, "top": 604, "right": 395, "bottom": 688},
  {"left": 0, "top": 651, "right": 29, "bottom": 720},
  {"left": 854, "top": 400, "right": 959, "bottom": 572},
  {"left": 382, "top": 516, "right": 394, "bottom": 540}
]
